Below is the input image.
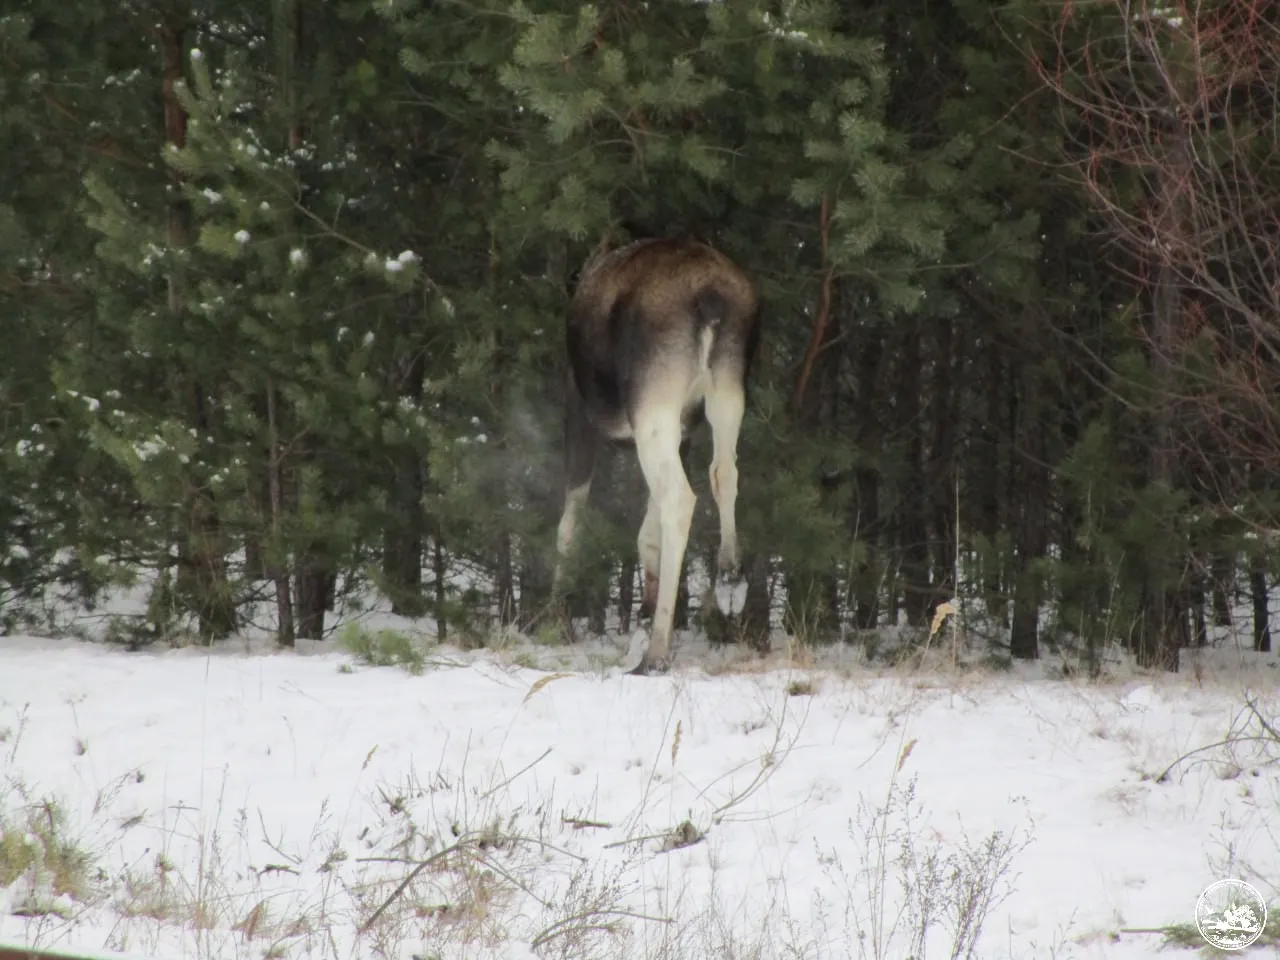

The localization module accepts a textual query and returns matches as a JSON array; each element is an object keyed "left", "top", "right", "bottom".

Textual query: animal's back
[
  {"left": 572, "top": 237, "right": 756, "bottom": 331},
  {"left": 566, "top": 237, "right": 759, "bottom": 440}
]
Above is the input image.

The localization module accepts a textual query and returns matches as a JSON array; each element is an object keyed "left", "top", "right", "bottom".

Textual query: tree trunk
[
  {"left": 432, "top": 531, "right": 449, "bottom": 643},
  {"left": 673, "top": 567, "right": 690, "bottom": 631},
  {"left": 1189, "top": 566, "right": 1208, "bottom": 648},
  {"left": 1251, "top": 552, "right": 1271, "bottom": 653},
  {"left": 848, "top": 318, "right": 884, "bottom": 631},
  {"left": 517, "top": 538, "right": 553, "bottom": 629},
  {"left": 1210, "top": 549, "right": 1234, "bottom": 627},
  {"left": 184, "top": 386, "right": 236, "bottom": 642},
  {"left": 244, "top": 427, "right": 269, "bottom": 579},
  {"left": 266, "top": 380, "right": 294, "bottom": 647},
  {"left": 1010, "top": 319, "right": 1049, "bottom": 661},
  {"left": 494, "top": 526, "right": 515, "bottom": 626},
  {"left": 384, "top": 352, "right": 427, "bottom": 616},
  {"left": 896, "top": 325, "right": 931, "bottom": 628},
  {"left": 291, "top": 451, "right": 332, "bottom": 641},
  {"left": 1136, "top": 581, "right": 1186, "bottom": 672},
  {"left": 852, "top": 460, "right": 881, "bottom": 630},
  {"left": 1009, "top": 573, "right": 1039, "bottom": 661},
  {"left": 160, "top": 16, "right": 235, "bottom": 643},
  {"left": 927, "top": 317, "right": 957, "bottom": 611},
  {"left": 296, "top": 565, "right": 330, "bottom": 639},
  {"left": 1008, "top": 484, "right": 1044, "bottom": 662},
  {"left": 1135, "top": 132, "right": 1189, "bottom": 673},
  {"left": 817, "top": 296, "right": 843, "bottom": 634},
  {"left": 978, "top": 343, "right": 1006, "bottom": 621},
  {"left": 279, "top": 0, "right": 322, "bottom": 642},
  {"left": 739, "top": 550, "right": 771, "bottom": 653},
  {"left": 383, "top": 462, "right": 425, "bottom": 616}
]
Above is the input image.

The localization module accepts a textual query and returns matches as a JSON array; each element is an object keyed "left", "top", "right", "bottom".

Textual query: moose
[{"left": 551, "top": 236, "right": 761, "bottom": 674}]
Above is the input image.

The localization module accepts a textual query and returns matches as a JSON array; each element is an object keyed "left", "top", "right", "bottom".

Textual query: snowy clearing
[{"left": 1, "top": 634, "right": 1278, "bottom": 960}]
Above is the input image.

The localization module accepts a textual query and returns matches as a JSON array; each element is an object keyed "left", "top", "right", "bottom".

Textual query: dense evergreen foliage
[{"left": 2, "top": 0, "right": 1277, "bottom": 671}]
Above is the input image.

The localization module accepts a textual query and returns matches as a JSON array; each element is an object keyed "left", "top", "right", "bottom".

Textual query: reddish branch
[
  {"left": 792, "top": 194, "right": 835, "bottom": 413},
  {"left": 158, "top": 24, "right": 187, "bottom": 154},
  {"left": 1034, "top": 0, "right": 1280, "bottom": 509}
]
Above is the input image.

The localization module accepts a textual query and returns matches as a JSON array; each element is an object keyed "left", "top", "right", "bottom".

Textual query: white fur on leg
[
  {"left": 621, "top": 625, "right": 651, "bottom": 674},
  {"left": 632, "top": 402, "right": 696, "bottom": 672},
  {"left": 637, "top": 496, "right": 661, "bottom": 587},
  {"left": 706, "top": 372, "right": 747, "bottom": 616},
  {"left": 552, "top": 480, "right": 591, "bottom": 595}
]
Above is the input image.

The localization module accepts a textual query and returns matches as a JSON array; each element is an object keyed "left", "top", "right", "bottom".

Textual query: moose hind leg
[
  {"left": 552, "top": 395, "right": 599, "bottom": 599},
  {"left": 553, "top": 481, "right": 591, "bottom": 597},
  {"left": 706, "top": 371, "right": 747, "bottom": 616},
  {"left": 631, "top": 404, "right": 695, "bottom": 674},
  {"left": 637, "top": 496, "right": 661, "bottom": 617}
]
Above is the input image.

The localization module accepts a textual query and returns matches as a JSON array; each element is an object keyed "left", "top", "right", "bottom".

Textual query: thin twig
[
  {"left": 480, "top": 747, "right": 552, "bottom": 800},
  {"left": 1156, "top": 734, "right": 1276, "bottom": 784},
  {"left": 531, "top": 908, "right": 673, "bottom": 949},
  {"left": 496, "top": 832, "right": 588, "bottom": 864},
  {"left": 358, "top": 840, "right": 467, "bottom": 934},
  {"left": 602, "top": 827, "right": 692, "bottom": 850},
  {"left": 1245, "top": 697, "right": 1280, "bottom": 743},
  {"left": 562, "top": 816, "right": 613, "bottom": 829}
]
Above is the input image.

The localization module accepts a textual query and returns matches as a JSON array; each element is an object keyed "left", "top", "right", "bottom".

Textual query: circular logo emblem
[{"left": 1196, "top": 879, "right": 1267, "bottom": 951}]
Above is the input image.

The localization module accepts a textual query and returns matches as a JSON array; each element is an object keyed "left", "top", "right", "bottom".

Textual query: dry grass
[
  {"left": 0, "top": 791, "right": 98, "bottom": 917},
  {"left": 0, "top": 664, "right": 1042, "bottom": 960}
]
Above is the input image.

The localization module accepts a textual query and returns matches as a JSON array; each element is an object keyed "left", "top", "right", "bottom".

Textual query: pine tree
[{"left": 1, "top": 3, "right": 180, "bottom": 628}]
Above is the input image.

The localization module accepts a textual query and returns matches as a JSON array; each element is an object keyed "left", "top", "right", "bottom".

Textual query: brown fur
[{"left": 565, "top": 237, "right": 760, "bottom": 444}]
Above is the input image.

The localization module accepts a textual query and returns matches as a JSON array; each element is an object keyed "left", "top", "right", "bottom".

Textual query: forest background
[{"left": 2, "top": 0, "right": 1278, "bottom": 674}]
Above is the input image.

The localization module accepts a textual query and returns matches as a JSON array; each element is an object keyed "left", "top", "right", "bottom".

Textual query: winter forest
[
  {"left": 4, "top": 1, "right": 1280, "bottom": 958},
  {"left": 2, "top": 0, "right": 1279, "bottom": 669}
]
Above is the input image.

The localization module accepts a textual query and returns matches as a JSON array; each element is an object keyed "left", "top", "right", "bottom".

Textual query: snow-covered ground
[{"left": 0, "top": 631, "right": 1277, "bottom": 960}]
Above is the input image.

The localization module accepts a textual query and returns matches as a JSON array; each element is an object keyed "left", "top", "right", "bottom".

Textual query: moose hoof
[
  {"left": 715, "top": 571, "right": 748, "bottom": 617},
  {"left": 623, "top": 628, "right": 670, "bottom": 676}
]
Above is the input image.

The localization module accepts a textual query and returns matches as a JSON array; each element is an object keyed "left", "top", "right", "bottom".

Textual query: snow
[
  {"left": 1, "top": 631, "right": 1277, "bottom": 960},
  {"left": 132, "top": 439, "right": 164, "bottom": 461}
]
